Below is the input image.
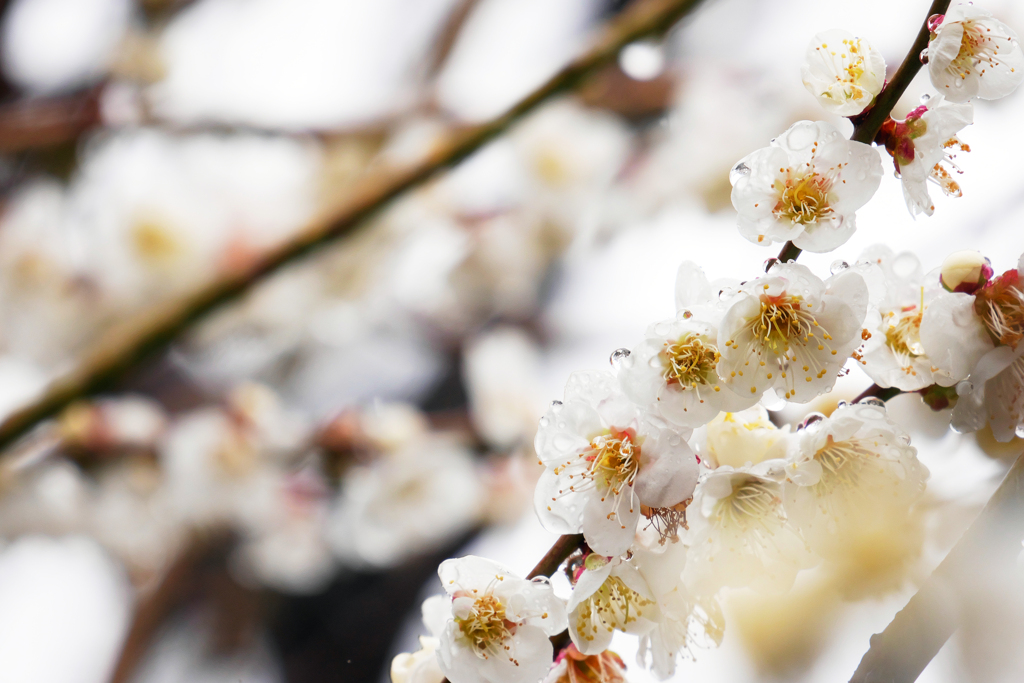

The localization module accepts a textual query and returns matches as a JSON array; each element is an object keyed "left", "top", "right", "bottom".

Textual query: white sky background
[{"left": 1, "top": 0, "right": 1024, "bottom": 681}]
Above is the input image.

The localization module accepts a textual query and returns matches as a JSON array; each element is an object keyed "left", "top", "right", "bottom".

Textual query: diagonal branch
[
  {"left": 0, "top": 0, "right": 709, "bottom": 455},
  {"left": 849, "top": 449, "right": 1024, "bottom": 683},
  {"left": 772, "top": 0, "right": 952, "bottom": 268}
]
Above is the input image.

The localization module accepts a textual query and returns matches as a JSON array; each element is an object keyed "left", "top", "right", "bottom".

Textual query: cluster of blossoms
[{"left": 395, "top": 4, "right": 1024, "bottom": 683}]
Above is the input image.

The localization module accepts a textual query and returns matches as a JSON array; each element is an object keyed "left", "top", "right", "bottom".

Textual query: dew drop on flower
[
  {"left": 681, "top": 309, "right": 693, "bottom": 319},
  {"left": 920, "top": 93, "right": 932, "bottom": 104},
  {"left": 539, "top": 416, "right": 549, "bottom": 427},
  {"left": 1016, "top": 424, "right": 1024, "bottom": 439},
  {"left": 798, "top": 412, "right": 827, "bottom": 430},
  {"left": 897, "top": 433, "right": 912, "bottom": 446},
  {"left": 919, "top": 47, "right": 929, "bottom": 64},
  {"left": 857, "top": 397, "right": 887, "bottom": 408},
  {"left": 830, "top": 260, "right": 849, "bottom": 275},
  {"left": 763, "top": 257, "right": 779, "bottom": 273},
  {"left": 551, "top": 400, "right": 564, "bottom": 413},
  {"left": 729, "top": 162, "right": 751, "bottom": 184},
  {"left": 956, "top": 380, "right": 973, "bottom": 395},
  {"left": 609, "top": 348, "right": 632, "bottom": 368}
]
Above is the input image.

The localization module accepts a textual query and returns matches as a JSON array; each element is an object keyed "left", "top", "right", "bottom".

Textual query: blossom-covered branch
[
  {"left": 0, "top": 0, "right": 709, "bottom": 456},
  {"left": 772, "top": 0, "right": 953, "bottom": 266}
]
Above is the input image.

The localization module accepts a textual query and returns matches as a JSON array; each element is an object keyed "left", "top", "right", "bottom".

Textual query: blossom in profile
[
  {"left": 618, "top": 262, "right": 757, "bottom": 428},
  {"left": 567, "top": 554, "right": 658, "bottom": 654},
  {"left": 535, "top": 371, "right": 698, "bottom": 556},
  {"left": 879, "top": 95, "right": 973, "bottom": 217},
  {"left": 730, "top": 120, "right": 881, "bottom": 252},
  {"left": 927, "top": 2, "right": 1024, "bottom": 103},
  {"left": 801, "top": 29, "right": 886, "bottom": 116},
  {"left": 717, "top": 262, "right": 869, "bottom": 403},
  {"left": 632, "top": 540, "right": 723, "bottom": 679},
  {"left": 434, "top": 556, "right": 567, "bottom": 683}
]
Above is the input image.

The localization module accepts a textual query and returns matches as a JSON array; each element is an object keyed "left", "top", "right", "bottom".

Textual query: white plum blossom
[
  {"left": 730, "top": 120, "right": 882, "bottom": 252},
  {"left": 535, "top": 370, "right": 699, "bottom": 556},
  {"left": 782, "top": 401, "right": 929, "bottom": 559},
  {"left": 633, "top": 540, "right": 723, "bottom": 679},
  {"left": 434, "top": 556, "right": 567, "bottom": 683},
  {"left": 801, "top": 30, "right": 886, "bottom": 116},
  {"left": 683, "top": 461, "right": 812, "bottom": 597},
  {"left": 326, "top": 436, "right": 484, "bottom": 569},
  {"left": 927, "top": 2, "right": 1024, "bottom": 103},
  {"left": 858, "top": 246, "right": 962, "bottom": 390},
  {"left": 619, "top": 262, "right": 757, "bottom": 428},
  {"left": 567, "top": 554, "right": 658, "bottom": 654},
  {"left": 879, "top": 94, "right": 973, "bottom": 217},
  {"left": 392, "top": 597, "right": 449, "bottom": 683},
  {"left": 717, "top": 262, "right": 869, "bottom": 403},
  {"left": 942, "top": 254, "right": 1024, "bottom": 440},
  {"left": 694, "top": 405, "right": 790, "bottom": 469}
]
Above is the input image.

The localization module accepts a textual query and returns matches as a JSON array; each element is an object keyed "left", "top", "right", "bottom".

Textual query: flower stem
[
  {"left": 527, "top": 533, "right": 586, "bottom": 580},
  {"left": 0, "top": 0, "right": 710, "bottom": 457}
]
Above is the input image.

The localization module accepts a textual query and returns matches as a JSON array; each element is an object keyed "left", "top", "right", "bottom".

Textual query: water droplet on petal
[
  {"left": 858, "top": 397, "right": 887, "bottom": 408},
  {"left": 539, "top": 416, "right": 550, "bottom": 427},
  {"left": 763, "top": 257, "right": 779, "bottom": 273},
  {"left": 919, "top": 47, "right": 930, "bottom": 64},
  {"left": 551, "top": 400, "right": 564, "bottom": 413},
  {"left": 798, "top": 412, "right": 827, "bottom": 430},
  {"left": 1015, "top": 424, "right": 1024, "bottom": 439},
  {"left": 897, "top": 433, "right": 911, "bottom": 446},
  {"left": 920, "top": 93, "right": 932, "bottom": 104},
  {"left": 830, "top": 260, "right": 849, "bottom": 275},
  {"left": 681, "top": 309, "right": 693, "bottom": 319},
  {"left": 729, "top": 162, "right": 751, "bottom": 185},
  {"left": 956, "top": 380, "right": 973, "bottom": 395},
  {"left": 610, "top": 348, "right": 632, "bottom": 368}
]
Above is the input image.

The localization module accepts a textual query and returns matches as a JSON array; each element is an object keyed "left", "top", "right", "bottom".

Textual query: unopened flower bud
[{"left": 940, "top": 250, "right": 992, "bottom": 293}]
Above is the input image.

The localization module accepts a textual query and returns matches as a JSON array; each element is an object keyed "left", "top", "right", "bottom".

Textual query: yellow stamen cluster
[
  {"left": 712, "top": 476, "right": 780, "bottom": 530},
  {"left": 976, "top": 280, "right": 1024, "bottom": 348},
  {"left": 456, "top": 594, "right": 514, "bottom": 660},
  {"left": 660, "top": 334, "right": 721, "bottom": 392},
  {"left": 773, "top": 171, "right": 834, "bottom": 225},
  {"left": 574, "top": 576, "right": 654, "bottom": 643},
  {"left": 883, "top": 301, "right": 926, "bottom": 375},
  {"left": 589, "top": 434, "right": 640, "bottom": 499},
  {"left": 810, "top": 437, "right": 872, "bottom": 498},
  {"left": 948, "top": 19, "right": 1012, "bottom": 81}
]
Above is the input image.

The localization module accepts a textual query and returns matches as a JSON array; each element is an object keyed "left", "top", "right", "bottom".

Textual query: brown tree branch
[{"left": 0, "top": 0, "right": 709, "bottom": 456}]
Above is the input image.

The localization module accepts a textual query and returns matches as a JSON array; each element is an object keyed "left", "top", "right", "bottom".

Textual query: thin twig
[
  {"left": 527, "top": 533, "right": 586, "bottom": 580},
  {"left": 0, "top": 0, "right": 709, "bottom": 456},
  {"left": 773, "top": 0, "right": 952, "bottom": 267},
  {"left": 109, "top": 529, "right": 234, "bottom": 683},
  {"left": 849, "top": 449, "right": 1024, "bottom": 683}
]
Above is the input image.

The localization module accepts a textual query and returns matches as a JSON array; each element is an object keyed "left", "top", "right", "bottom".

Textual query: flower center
[
  {"left": 950, "top": 19, "right": 1002, "bottom": 77},
  {"left": 773, "top": 171, "right": 834, "bottom": 225},
  {"left": 975, "top": 269, "right": 1024, "bottom": 348},
  {"left": 660, "top": 334, "right": 721, "bottom": 388},
  {"left": 586, "top": 430, "right": 640, "bottom": 496},
  {"left": 712, "top": 476, "right": 780, "bottom": 530},
  {"left": 750, "top": 293, "right": 819, "bottom": 354},
  {"left": 573, "top": 575, "right": 654, "bottom": 644},
  {"left": 811, "top": 437, "right": 871, "bottom": 498},
  {"left": 884, "top": 305, "right": 925, "bottom": 370},
  {"left": 456, "top": 594, "right": 514, "bottom": 658}
]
